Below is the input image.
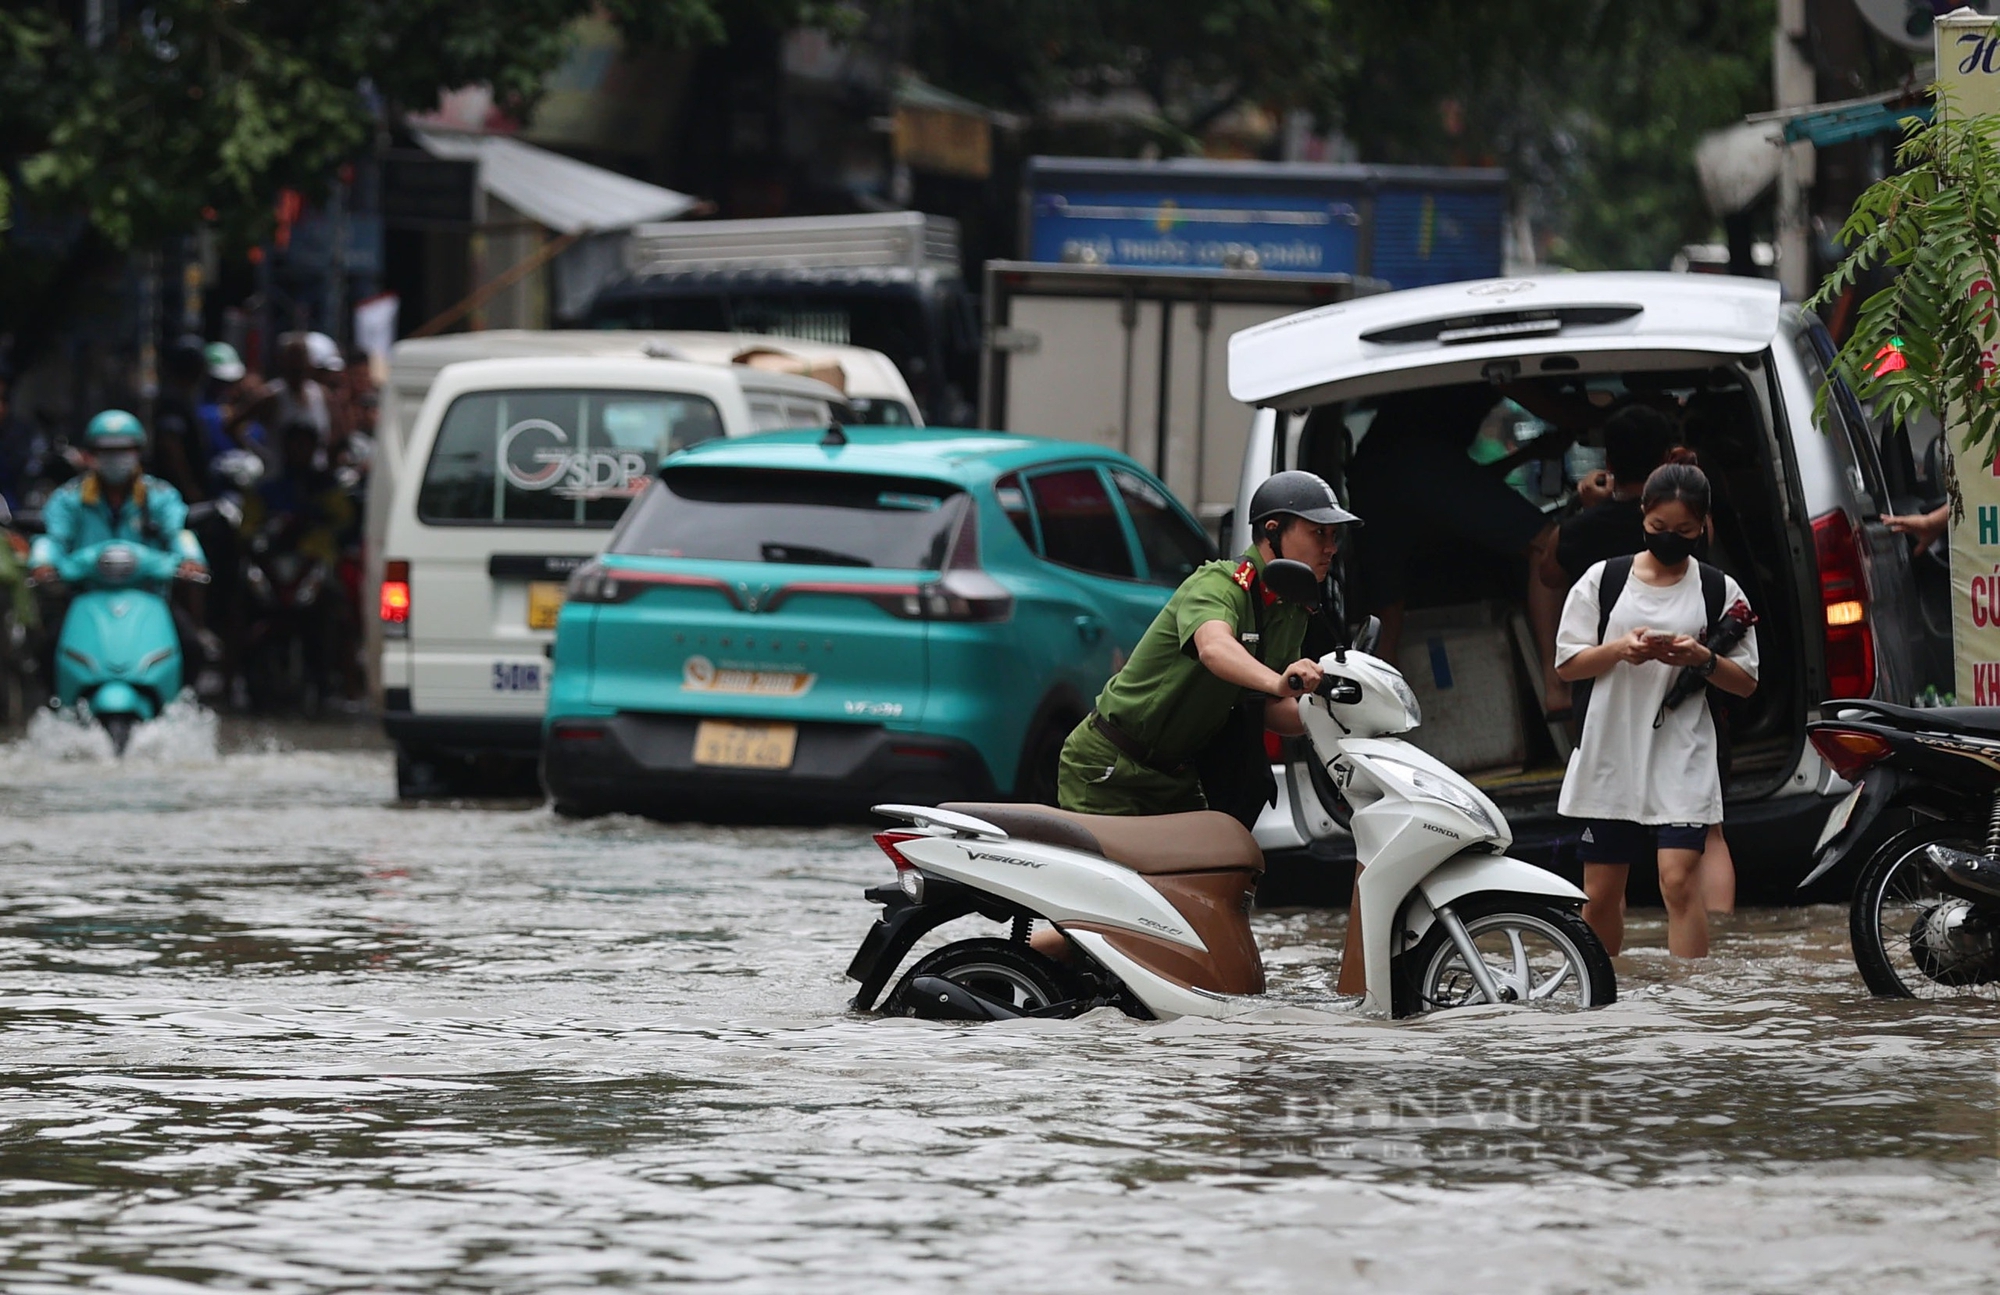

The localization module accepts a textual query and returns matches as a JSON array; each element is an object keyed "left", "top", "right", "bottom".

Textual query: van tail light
[
  {"left": 874, "top": 830, "right": 922, "bottom": 870},
  {"left": 1812, "top": 510, "right": 1874, "bottom": 699},
  {"left": 1810, "top": 727, "right": 1893, "bottom": 781},
  {"left": 380, "top": 560, "right": 411, "bottom": 637}
]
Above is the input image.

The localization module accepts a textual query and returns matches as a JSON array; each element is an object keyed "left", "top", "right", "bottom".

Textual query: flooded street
[{"left": 0, "top": 715, "right": 1993, "bottom": 1293}]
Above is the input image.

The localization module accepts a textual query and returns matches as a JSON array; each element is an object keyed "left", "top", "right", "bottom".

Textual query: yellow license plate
[
  {"left": 692, "top": 721, "right": 798, "bottom": 770},
  {"left": 527, "top": 581, "right": 566, "bottom": 630}
]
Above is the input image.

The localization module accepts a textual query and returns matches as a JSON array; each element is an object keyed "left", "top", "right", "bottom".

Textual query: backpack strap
[
  {"left": 1698, "top": 560, "right": 1725, "bottom": 633},
  {"left": 1573, "top": 555, "right": 1634, "bottom": 732}
]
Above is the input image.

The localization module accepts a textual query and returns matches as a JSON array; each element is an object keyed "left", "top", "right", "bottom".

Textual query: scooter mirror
[
  {"left": 1353, "top": 614, "right": 1383, "bottom": 654},
  {"left": 1262, "top": 558, "right": 1322, "bottom": 610}
]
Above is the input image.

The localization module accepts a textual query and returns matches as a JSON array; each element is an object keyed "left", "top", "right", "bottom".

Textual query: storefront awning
[{"left": 411, "top": 129, "right": 697, "bottom": 234}]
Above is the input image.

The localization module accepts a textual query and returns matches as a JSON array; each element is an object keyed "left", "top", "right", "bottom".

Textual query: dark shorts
[
  {"left": 1577, "top": 819, "right": 1708, "bottom": 867},
  {"left": 1347, "top": 438, "right": 1552, "bottom": 605}
]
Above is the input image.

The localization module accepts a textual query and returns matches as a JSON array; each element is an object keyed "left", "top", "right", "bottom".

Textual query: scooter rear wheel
[
  {"left": 1393, "top": 896, "right": 1615, "bottom": 1018},
  {"left": 884, "top": 938, "right": 1081, "bottom": 1019},
  {"left": 1850, "top": 823, "right": 2000, "bottom": 1000}
]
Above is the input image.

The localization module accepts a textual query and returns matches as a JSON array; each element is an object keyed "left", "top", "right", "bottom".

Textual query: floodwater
[{"left": 0, "top": 708, "right": 1993, "bottom": 1293}]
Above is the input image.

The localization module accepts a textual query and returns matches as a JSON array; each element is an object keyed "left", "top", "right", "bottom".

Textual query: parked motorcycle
[
  {"left": 845, "top": 559, "right": 1615, "bottom": 1021},
  {"left": 1802, "top": 700, "right": 2000, "bottom": 1000},
  {"left": 39, "top": 538, "right": 206, "bottom": 753}
]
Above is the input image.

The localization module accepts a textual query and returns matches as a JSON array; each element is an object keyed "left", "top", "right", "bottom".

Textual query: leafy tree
[
  {"left": 884, "top": 0, "right": 1782, "bottom": 269},
  {"left": 0, "top": 0, "right": 825, "bottom": 360},
  {"left": 1811, "top": 107, "right": 2000, "bottom": 494}
]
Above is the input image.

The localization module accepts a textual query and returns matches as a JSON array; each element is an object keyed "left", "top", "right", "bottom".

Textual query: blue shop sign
[{"left": 1029, "top": 190, "right": 1362, "bottom": 274}]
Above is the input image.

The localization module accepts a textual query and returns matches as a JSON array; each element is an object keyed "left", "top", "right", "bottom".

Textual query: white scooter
[{"left": 844, "top": 559, "right": 1614, "bottom": 1020}]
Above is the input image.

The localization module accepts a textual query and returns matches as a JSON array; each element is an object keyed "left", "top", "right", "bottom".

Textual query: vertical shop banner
[{"left": 1938, "top": 11, "right": 2000, "bottom": 702}]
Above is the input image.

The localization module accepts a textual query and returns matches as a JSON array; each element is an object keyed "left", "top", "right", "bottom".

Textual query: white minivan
[{"left": 379, "top": 355, "right": 845, "bottom": 797}]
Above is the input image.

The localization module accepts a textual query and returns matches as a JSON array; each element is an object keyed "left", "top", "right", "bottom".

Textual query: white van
[
  {"left": 378, "top": 355, "right": 845, "bottom": 797},
  {"left": 364, "top": 330, "right": 919, "bottom": 701}
]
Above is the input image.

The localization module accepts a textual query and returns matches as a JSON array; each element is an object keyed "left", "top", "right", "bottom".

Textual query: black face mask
[{"left": 1644, "top": 529, "right": 1707, "bottom": 565}]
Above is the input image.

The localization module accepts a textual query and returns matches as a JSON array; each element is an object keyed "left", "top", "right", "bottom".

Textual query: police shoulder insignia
[{"left": 1232, "top": 560, "right": 1256, "bottom": 591}]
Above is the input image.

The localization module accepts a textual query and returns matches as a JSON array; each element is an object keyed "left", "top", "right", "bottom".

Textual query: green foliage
[
  {"left": 0, "top": 0, "right": 824, "bottom": 256},
  {"left": 1809, "top": 106, "right": 2000, "bottom": 484},
  {"left": 888, "top": 0, "right": 1780, "bottom": 270}
]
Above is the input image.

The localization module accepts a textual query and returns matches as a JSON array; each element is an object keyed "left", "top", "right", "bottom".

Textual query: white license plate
[
  {"left": 1815, "top": 781, "right": 1865, "bottom": 854},
  {"left": 692, "top": 721, "right": 797, "bottom": 770}
]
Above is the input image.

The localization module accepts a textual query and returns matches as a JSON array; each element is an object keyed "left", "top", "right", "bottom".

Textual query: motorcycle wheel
[
  {"left": 884, "top": 938, "right": 1081, "bottom": 1019},
  {"left": 1850, "top": 823, "right": 2000, "bottom": 1001},
  {"left": 100, "top": 714, "right": 135, "bottom": 757},
  {"left": 1393, "top": 896, "right": 1616, "bottom": 1018}
]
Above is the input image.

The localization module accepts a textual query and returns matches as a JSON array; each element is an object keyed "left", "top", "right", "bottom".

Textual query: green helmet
[{"left": 84, "top": 409, "right": 146, "bottom": 451}]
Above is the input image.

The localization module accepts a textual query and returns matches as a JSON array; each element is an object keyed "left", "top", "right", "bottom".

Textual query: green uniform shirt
[{"left": 1091, "top": 547, "right": 1308, "bottom": 768}]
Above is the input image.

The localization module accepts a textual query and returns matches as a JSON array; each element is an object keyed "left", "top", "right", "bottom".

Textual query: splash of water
[{"left": 8, "top": 691, "right": 219, "bottom": 765}]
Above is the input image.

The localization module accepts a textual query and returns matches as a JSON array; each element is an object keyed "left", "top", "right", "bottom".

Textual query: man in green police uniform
[{"left": 1056, "top": 471, "right": 1357, "bottom": 819}]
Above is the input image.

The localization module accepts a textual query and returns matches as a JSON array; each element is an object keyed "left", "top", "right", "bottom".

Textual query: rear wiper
[{"left": 761, "top": 542, "right": 873, "bottom": 567}]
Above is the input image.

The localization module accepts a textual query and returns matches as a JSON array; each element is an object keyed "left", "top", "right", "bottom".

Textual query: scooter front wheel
[
  {"left": 100, "top": 714, "right": 135, "bottom": 756},
  {"left": 1393, "top": 896, "right": 1615, "bottom": 1018}
]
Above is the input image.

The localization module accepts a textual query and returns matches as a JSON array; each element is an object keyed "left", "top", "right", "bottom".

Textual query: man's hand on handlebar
[
  {"left": 27, "top": 565, "right": 55, "bottom": 586},
  {"left": 1274, "top": 658, "right": 1324, "bottom": 698},
  {"left": 176, "top": 560, "right": 210, "bottom": 584}
]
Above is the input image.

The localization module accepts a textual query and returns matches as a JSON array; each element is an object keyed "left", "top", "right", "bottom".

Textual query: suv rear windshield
[
  {"left": 418, "top": 388, "right": 725, "bottom": 527},
  {"left": 610, "top": 467, "right": 965, "bottom": 570}
]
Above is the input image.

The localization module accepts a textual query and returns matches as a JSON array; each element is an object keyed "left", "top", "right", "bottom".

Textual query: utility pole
[{"left": 1774, "top": 0, "right": 1817, "bottom": 300}]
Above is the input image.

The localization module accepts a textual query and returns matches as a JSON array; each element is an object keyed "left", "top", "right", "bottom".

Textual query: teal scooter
[{"left": 43, "top": 539, "right": 205, "bottom": 754}]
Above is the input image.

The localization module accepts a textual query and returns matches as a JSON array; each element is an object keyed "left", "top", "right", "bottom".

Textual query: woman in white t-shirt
[{"left": 1553, "top": 455, "right": 1758, "bottom": 959}]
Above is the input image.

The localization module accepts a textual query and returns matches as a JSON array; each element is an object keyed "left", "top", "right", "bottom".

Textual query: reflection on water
[{"left": 0, "top": 721, "right": 1993, "bottom": 1292}]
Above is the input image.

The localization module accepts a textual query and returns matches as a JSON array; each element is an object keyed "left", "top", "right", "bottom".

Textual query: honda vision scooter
[
  {"left": 43, "top": 539, "right": 205, "bottom": 754},
  {"left": 845, "top": 559, "right": 1615, "bottom": 1020}
]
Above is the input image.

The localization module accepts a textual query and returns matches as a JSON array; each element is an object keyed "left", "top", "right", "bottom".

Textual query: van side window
[
  {"left": 1024, "top": 468, "right": 1135, "bottom": 578},
  {"left": 993, "top": 472, "right": 1038, "bottom": 549},
  {"left": 1111, "top": 469, "right": 1213, "bottom": 585},
  {"left": 418, "top": 388, "right": 724, "bottom": 527}
]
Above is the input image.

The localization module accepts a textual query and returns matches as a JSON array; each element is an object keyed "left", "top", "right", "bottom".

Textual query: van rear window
[
  {"left": 609, "top": 468, "right": 964, "bottom": 570},
  {"left": 418, "top": 389, "right": 725, "bottom": 527}
]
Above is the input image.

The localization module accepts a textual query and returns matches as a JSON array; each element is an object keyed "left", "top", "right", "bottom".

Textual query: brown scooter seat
[{"left": 940, "top": 803, "right": 1264, "bottom": 876}]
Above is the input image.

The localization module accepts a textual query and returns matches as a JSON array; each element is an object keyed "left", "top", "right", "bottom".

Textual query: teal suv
[{"left": 541, "top": 427, "right": 1214, "bottom": 819}]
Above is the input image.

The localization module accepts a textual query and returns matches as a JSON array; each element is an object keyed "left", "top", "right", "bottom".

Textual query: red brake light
[
  {"left": 1810, "top": 727, "right": 1892, "bottom": 780},
  {"left": 380, "top": 560, "right": 410, "bottom": 632},
  {"left": 873, "top": 830, "right": 922, "bottom": 870},
  {"left": 1812, "top": 511, "right": 1873, "bottom": 699},
  {"left": 1263, "top": 731, "right": 1284, "bottom": 762}
]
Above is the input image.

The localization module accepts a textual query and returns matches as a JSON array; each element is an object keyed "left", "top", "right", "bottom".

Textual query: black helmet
[{"left": 1248, "top": 470, "right": 1360, "bottom": 533}]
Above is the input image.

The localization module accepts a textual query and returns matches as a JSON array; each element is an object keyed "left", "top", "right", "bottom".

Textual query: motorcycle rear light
[
  {"left": 898, "top": 870, "right": 925, "bottom": 901},
  {"left": 1263, "top": 731, "right": 1284, "bottom": 762},
  {"left": 874, "top": 830, "right": 922, "bottom": 870},
  {"left": 551, "top": 722, "right": 605, "bottom": 743},
  {"left": 1812, "top": 510, "right": 1874, "bottom": 699},
  {"left": 1810, "top": 727, "right": 1892, "bottom": 780},
  {"left": 380, "top": 560, "right": 411, "bottom": 637}
]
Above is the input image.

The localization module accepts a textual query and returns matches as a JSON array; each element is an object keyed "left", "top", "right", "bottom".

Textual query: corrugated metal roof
[{"left": 412, "top": 129, "right": 696, "bottom": 234}]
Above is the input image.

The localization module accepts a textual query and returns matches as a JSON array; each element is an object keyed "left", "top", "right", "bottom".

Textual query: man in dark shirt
[{"left": 1542, "top": 404, "right": 1676, "bottom": 587}]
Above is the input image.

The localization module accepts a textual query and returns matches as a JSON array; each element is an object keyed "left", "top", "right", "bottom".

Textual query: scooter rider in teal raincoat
[{"left": 29, "top": 410, "right": 207, "bottom": 585}]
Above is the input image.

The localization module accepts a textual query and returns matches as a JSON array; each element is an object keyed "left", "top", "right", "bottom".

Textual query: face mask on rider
[
  {"left": 94, "top": 451, "right": 139, "bottom": 485},
  {"left": 1643, "top": 528, "right": 1707, "bottom": 565}
]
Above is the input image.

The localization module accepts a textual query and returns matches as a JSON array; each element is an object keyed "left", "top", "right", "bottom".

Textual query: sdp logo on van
[{"left": 499, "top": 419, "right": 650, "bottom": 500}]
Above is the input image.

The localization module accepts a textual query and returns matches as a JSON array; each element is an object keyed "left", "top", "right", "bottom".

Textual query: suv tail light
[
  {"left": 1812, "top": 510, "right": 1874, "bottom": 699},
  {"left": 380, "top": 560, "right": 411, "bottom": 636},
  {"left": 1810, "top": 727, "right": 1892, "bottom": 780}
]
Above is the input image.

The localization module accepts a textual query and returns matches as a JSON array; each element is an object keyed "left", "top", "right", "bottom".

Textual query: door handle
[{"left": 1074, "top": 615, "right": 1104, "bottom": 644}]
